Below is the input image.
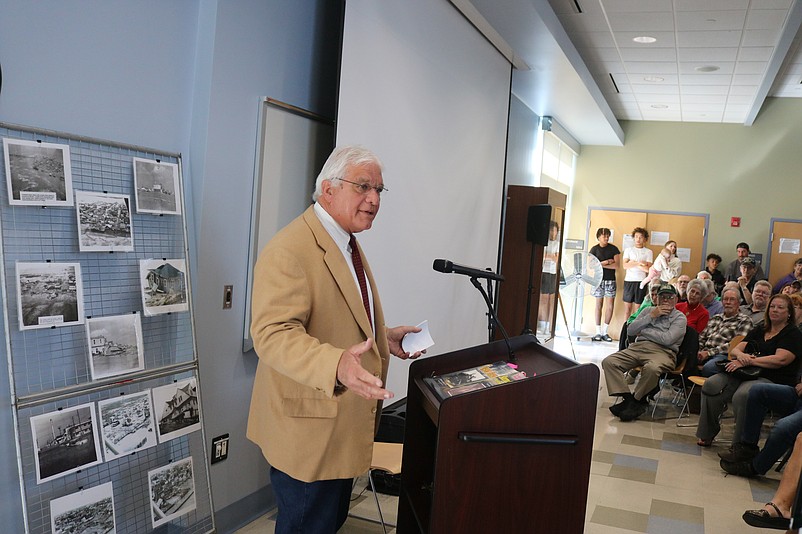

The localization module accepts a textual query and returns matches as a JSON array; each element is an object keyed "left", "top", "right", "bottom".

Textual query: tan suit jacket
[{"left": 246, "top": 206, "right": 389, "bottom": 482}]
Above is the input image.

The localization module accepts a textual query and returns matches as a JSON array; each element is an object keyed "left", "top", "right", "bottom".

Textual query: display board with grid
[{"left": 0, "top": 122, "right": 213, "bottom": 534}]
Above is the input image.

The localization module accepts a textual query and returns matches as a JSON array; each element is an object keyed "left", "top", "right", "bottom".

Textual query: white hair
[
  {"left": 312, "top": 145, "right": 383, "bottom": 202},
  {"left": 687, "top": 278, "right": 708, "bottom": 297}
]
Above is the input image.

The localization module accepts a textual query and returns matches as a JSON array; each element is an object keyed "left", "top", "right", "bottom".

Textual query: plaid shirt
[{"left": 698, "top": 311, "right": 754, "bottom": 356}]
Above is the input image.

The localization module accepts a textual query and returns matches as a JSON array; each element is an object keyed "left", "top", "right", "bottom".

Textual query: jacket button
[{"left": 371, "top": 407, "right": 377, "bottom": 414}]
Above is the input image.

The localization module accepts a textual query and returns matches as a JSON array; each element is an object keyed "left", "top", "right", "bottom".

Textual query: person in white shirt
[{"left": 622, "top": 227, "right": 653, "bottom": 317}]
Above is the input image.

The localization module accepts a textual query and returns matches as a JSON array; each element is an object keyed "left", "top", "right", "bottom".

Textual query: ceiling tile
[
  {"left": 600, "top": 0, "right": 673, "bottom": 13},
  {"left": 734, "top": 62, "right": 768, "bottom": 75},
  {"left": 675, "top": 11, "right": 747, "bottom": 32},
  {"left": 674, "top": 0, "right": 750, "bottom": 11},
  {"left": 606, "top": 12, "right": 675, "bottom": 32},
  {"left": 682, "top": 112, "right": 725, "bottom": 122},
  {"left": 678, "top": 63, "right": 735, "bottom": 75},
  {"left": 682, "top": 102, "right": 725, "bottom": 112},
  {"left": 619, "top": 47, "right": 677, "bottom": 61},
  {"left": 725, "top": 94, "right": 756, "bottom": 104},
  {"left": 627, "top": 73, "right": 680, "bottom": 84},
  {"left": 677, "top": 30, "right": 743, "bottom": 48},
  {"left": 623, "top": 61, "right": 678, "bottom": 74},
  {"left": 681, "top": 85, "right": 730, "bottom": 95},
  {"left": 634, "top": 93, "right": 681, "bottom": 103},
  {"left": 614, "top": 31, "right": 677, "bottom": 47},
  {"left": 745, "top": 9, "right": 791, "bottom": 30},
  {"left": 678, "top": 47, "right": 739, "bottom": 62},
  {"left": 728, "top": 85, "right": 760, "bottom": 95},
  {"left": 681, "top": 94, "right": 727, "bottom": 104},
  {"left": 737, "top": 47, "right": 776, "bottom": 61},
  {"left": 742, "top": 29, "right": 783, "bottom": 47},
  {"left": 679, "top": 74, "right": 734, "bottom": 85},
  {"left": 732, "top": 74, "right": 763, "bottom": 85},
  {"left": 629, "top": 84, "right": 680, "bottom": 94}
]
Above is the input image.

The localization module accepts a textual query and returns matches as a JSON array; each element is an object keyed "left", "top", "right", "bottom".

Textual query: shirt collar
[{"left": 314, "top": 202, "right": 351, "bottom": 252}]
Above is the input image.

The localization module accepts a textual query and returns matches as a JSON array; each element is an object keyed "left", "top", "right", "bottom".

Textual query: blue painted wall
[{"left": 0, "top": 1, "right": 340, "bottom": 530}]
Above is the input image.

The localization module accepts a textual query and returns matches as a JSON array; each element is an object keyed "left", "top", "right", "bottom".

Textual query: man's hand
[
  {"left": 650, "top": 302, "right": 672, "bottom": 318},
  {"left": 698, "top": 350, "right": 709, "bottom": 362},
  {"left": 795, "top": 382, "right": 802, "bottom": 397},
  {"left": 387, "top": 325, "right": 426, "bottom": 360},
  {"left": 737, "top": 275, "right": 749, "bottom": 287},
  {"left": 336, "top": 339, "right": 393, "bottom": 400}
]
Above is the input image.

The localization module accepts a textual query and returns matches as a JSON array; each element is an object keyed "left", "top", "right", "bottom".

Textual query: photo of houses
[
  {"left": 152, "top": 378, "right": 200, "bottom": 442},
  {"left": 86, "top": 313, "right": 145, "bottom": 381},
  {"left": 148, "top": 457, "right": 195, "bottom": 528},
  {"left": 97, "top": 391, "right": 157, "bottom": 460},
  {"left": 50, "top": 482, "right": 115, "bottom": 534},
  {"left": 75, "top": 191, "right": 134, "bottom": 252},
  {"left": 139, "top": 259, "right": 188, "bottom": 316}
]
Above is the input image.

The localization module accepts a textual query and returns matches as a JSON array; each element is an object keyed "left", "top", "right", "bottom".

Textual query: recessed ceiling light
[
  {"left": 695, "top": 65, "right": 720, "bottom": 73},
  {"left": 643, "top": 76, "right": 664, "bottom": 83},
  {"left": 650, "top": 104, "right": 669, "bottom": 109},
  {"left": 633, "top": 36, "right": 657, "bottom": 44}
]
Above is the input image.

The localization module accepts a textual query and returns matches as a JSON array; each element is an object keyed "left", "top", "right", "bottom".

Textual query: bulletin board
[{"left": 0, "top": 122, "right": 213, "bottom": 534}]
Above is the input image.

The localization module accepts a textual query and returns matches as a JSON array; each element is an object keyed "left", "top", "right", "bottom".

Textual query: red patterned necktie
[{"left": 349, "top": 234, "right": 372, "bottom": 329}]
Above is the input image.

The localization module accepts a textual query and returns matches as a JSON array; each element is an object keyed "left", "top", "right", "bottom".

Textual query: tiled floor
[{"left": 236, "top": 330, "right": 782, "bottom": 533}]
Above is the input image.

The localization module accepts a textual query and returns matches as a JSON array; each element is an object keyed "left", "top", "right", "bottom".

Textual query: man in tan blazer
[{"left": 247, "top": 146, "right": 422, "bottom": 533}]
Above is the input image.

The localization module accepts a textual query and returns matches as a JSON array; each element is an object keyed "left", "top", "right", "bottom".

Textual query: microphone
[{"left": 433, "top": 259, "right": 504, "bottom": 282}]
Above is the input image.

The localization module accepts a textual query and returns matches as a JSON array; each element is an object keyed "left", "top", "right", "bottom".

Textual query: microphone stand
[{"left": 469, "top": 277, "right": 515, "bottom": 363}]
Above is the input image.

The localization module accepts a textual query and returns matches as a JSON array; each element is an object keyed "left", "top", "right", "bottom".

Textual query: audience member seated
[
  {"left": 740, "top": 432, "right": 802, "bottom": 530},
  {"left": 701, "top": 279, "right": 723, "bottom": 317},
  {"left": 725, "top": 242, "right": 766, "bottom": 282},
  {"left": 602, "top": 284, "right": 686, "bottom": 422},
  {"left": 618, "top": 279, "right": 661, "bottom": 351},
  {"left": 736, "top": 257, "right": 761, "bottom": 305},
  {"left": 793, "top": 293, "right": 802, "bottom": 333},
  {"left": 719, "top": 366, "right": 802, "bottom": 480},
  {"left": 674, "top": 274, "right": 690, "bottom": 303},
  {"left": 697, "top": 270, "right": 711, "bottom": 281},
  {"left": 696, "top": 294, "right": 802, "bottom": 447},
  {"left": 676, "top": 279, "right": 710, "bottom": 334},
  {"left": 773, "top": 257, "right": 802, "bottom": 294},
  {"left": 780, "top": 280, "right": 802, "bottom": 296},
  {"left": 740, "top": 280, "right": 771, "bottom": 327},
  {"left": 698, "top": 287, "right": 754, "bottom": 377},
  {"left": 705, "top": 253, "right": 726, "bottom": 295}
]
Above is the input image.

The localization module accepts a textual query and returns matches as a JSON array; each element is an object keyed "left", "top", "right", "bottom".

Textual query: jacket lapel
[{"left": 303, "top": 208, "right": 375, "bottom": 340}]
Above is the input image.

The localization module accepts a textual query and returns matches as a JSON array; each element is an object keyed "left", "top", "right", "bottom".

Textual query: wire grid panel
[
  {"left": 0, "top": 126, "right": 195, "bottom": 397},
  {"left": 0, "top": 124, "right": 212, "bottom": 533},
  {"left": 18, "top": 374, "right": 213, "bottom": 534}
]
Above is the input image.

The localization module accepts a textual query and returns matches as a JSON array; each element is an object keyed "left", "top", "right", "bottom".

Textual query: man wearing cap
[
  {"left": 725, "top": 242, "right": 766, "bottom": 282},
  {"left": 602, "top": 283, "right": 687, "bottom": 421},
  {"left": 736, "top": 257, "right": 761, "bottom": 305},
  {"left": 772, "top": 257, "right": 802, "bottom": 295}
]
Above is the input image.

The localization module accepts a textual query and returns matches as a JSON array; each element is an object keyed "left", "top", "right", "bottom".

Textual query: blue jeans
[
  {"left": 701, "top": 353, "right": 727, "bottom": 377},
  {"left": 270, "top": 466, "right": 353, "bottom": 534},
  {"left": 741, "top": 383, "right": 802, "bottom": 474}
]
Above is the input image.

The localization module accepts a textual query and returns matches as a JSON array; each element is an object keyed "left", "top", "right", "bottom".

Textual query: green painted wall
[{"left": 568, "top": 97, "right": 802, "bottom": 270}]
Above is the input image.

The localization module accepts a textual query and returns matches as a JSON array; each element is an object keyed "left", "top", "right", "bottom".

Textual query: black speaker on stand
[{"left": 521, "top": 204, "right": 551, "bottom": 336}]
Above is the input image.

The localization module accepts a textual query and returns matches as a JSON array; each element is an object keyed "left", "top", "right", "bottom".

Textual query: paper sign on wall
[{"left": 779, "top": 238, "right": 801, "bottom": 255}]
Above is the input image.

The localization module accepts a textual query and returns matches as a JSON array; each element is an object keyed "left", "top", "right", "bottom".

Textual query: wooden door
[
  {"left": 768, "top": 220, "right": 802, "bottom": 288},
  {"left": 577, "top": 210, "right": 707, "bottom": 340}
]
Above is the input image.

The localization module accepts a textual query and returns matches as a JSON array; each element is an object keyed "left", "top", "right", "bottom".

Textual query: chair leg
[
  {"left": 368, "top": 469, "right": 388, "bottom": 534},
  {"left": 651, "top": 373, "right": 667, "bottom": 418},
  {"left": 676, "top": 383, "right": 697, "bottom": 427}
]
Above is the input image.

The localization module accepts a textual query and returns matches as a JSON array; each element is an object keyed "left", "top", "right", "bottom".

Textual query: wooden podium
[{"left": 397, "top": 335, "right": 599, "bottom": 533}]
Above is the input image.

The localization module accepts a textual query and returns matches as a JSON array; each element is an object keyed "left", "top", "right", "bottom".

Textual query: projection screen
[{"left": 337, "top": 0, "right": 512, "bottom": 397}]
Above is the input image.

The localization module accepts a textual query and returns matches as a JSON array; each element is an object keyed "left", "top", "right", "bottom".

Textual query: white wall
[{"left": 337, "top": 0, "right": 513, "bottom": 397}]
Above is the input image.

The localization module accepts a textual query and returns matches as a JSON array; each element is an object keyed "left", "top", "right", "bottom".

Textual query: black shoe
[
  {"left": 743, "top": 502, "right": 790, "bottom": 530},
  {"left": 602, "top": 334, "right": 613, "bottom": 342},
  {"left": 718, "top": 442, "right": 760, "bottom": 463},
  {"left": 619, "top": 400, "right": 648, "bottom": 422},
  {"left": 592, "top": 334, "right": 603, "bottom": 342},
  {"left": 720, "top": 458, "right": 758, "bottom": 478},
  {"left": 609, "top": 398, "right": 631, "bottom": 416}
]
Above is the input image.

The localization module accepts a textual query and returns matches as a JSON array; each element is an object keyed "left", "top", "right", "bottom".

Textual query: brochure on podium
[{"left": 424, "top": 361, "right": 527, "bottom": 398}]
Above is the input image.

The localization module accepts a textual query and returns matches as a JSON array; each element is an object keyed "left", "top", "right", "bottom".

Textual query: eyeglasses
[{"left": 336, "top": 178, "right": 388, "bottom": 196}]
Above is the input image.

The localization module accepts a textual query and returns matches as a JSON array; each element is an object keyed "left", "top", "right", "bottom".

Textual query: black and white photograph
[
  {"left": 151, "top": 378, "right": 200, "bottom": 443},
  {"left": 3, "top": 137, "right": 74, "bottom": 206},
  {"left": 139, "top": 259, "right": 188, "bottom": 316},
  {"left": 97, "top": 390, "right": 157, "bottom": 461},
  {"left": 30, "top": 402, "right": 102, "bottom": 484},
  {"left": 86, "top": 313, "right": 145, "bottom": 381},
  {"left": 16, "top": 262, "right": 85, "bottom": 330},
  {"left": 148, "top": 457, "right": 196, "bottom": 528},
  {"left": 50, "top": 481, "right": 116, "bottom": 534},
  {"left": 133, "top": 157, "right": 181, "bottom": 215},
  {"left": 75, "top": 190, "right": 134, "bottom": 252}
]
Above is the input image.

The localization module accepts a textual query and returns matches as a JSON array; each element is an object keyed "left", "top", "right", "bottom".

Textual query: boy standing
[
  {"left": 589, "top": 228, "right": 620, "bottom": 342},
  {"left": 622, "top": 227, "right": 653, "bottom": 317}
]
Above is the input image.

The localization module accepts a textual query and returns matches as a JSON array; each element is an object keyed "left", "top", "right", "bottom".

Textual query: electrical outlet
[
  {"left": 211, "top": 434, "right": 229, "bottom": 464},
  {"left": 223, "top": 285, "right": 233, "bottom": 309}
]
